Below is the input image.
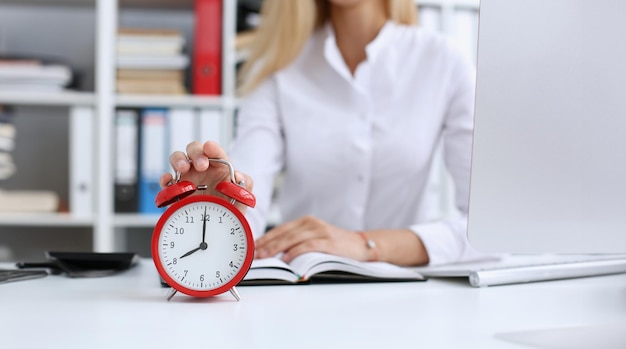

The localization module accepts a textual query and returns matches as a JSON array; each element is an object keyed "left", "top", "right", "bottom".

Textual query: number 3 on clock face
[{"left": 152, "top": 195, "right": 254, "bottom": 299}]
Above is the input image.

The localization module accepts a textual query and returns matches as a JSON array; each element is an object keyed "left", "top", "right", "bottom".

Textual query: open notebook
[
  {"left": 412, "top": 254, "right": 626, "bottom": 287},
  {"left": 241, "top": 252, "right": 424, "bottom": 285}
]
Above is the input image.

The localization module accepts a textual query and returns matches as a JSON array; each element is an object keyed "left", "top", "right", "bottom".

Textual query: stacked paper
[
  {"left": 0, "top": 105, "right": 16, "bottom": 180},
  {"left": 116, "top": 28, "right": 189, "bottom": 94},
  {"left": 0, "top": 59, "right": 72, "bottom": 91},
  {"left": 0, "top": 189, "right": 59, "bottom": 212}
]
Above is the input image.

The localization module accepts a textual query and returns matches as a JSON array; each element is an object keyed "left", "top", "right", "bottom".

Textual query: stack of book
[
  {"left": 0, "top": 58, "right": 72, "bottom": 92},
  {"left": 0, "top": 105, "right": 59, "bottom": 213},
  {"left": 0, "top": 105, "right": 16, "bottom": 180},
  {"left": 0, "top": 189, "right": 60, "bottom": 212},
  {"left": 116, "top": 28, "right": 189, "bottom": 95}
]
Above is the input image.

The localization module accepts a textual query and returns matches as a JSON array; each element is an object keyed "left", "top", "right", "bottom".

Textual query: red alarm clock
[{"left": 151, "top": 159, "right": 256, "bottom": 301}]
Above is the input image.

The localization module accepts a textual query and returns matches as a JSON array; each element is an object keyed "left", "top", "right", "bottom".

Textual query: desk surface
[{"left": 2, "top": 260, "right": 625, "bottom": 349}]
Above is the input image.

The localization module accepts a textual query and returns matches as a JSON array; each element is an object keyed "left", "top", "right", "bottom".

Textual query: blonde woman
[{"left": 164, "top": 0, "right": 481, "bottom": 266}]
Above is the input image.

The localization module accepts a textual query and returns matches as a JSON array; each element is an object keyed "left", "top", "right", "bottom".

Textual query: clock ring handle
[
  {"left": 172, "top": 158, "right": 237, "bottom": 184},
  {"left": 171, "top": 158, "right": 255, "bottom": 208},
  {"left": 206, "top": 158, "right": 238, "bottom": 185},
  {"left": 210, "top": 158, "right": 256, "bottom": 208}
]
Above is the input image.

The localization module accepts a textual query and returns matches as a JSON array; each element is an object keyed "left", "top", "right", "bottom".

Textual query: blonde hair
[{"left": 238, "top": 0, "right": 418, "bottom": 95}]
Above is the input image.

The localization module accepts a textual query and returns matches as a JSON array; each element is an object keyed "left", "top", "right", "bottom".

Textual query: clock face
[{"left": 152, "top": 195, "right": 254, "bottom": 297}]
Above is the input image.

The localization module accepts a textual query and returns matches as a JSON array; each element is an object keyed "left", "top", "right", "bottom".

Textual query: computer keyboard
[{"left": 413, "top": 254, "right": 626, "bottom": 287}]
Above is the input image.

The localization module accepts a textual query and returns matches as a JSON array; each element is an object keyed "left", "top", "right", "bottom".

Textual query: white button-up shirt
[{"left": 230, "top": 21, "right": 481, "bottom": 265}]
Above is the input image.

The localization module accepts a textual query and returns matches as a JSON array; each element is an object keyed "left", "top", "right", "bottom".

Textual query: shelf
[
  {"left": 113, "top": 213, "right": 159, "bottom": 228},
  {"left": 0, "top": 0, "right": 198, "bottom": 8},
  {"left": 0, "top": 213, "right": 94, "bottom": 227},
  {"left": 115, "top": 94, "right": 234, "bottom": 109},
  {"left": 120, "top": 0, "right": 193, "bottom": 9},
  {"left": 0, "top": 91, "right": 95, "bottom": 107},
  {"left": 419, "top": 0, "right": 480, "bottom": 9},
  {"left": 0, "top": 0, "right": 95, "bottom": 7}
]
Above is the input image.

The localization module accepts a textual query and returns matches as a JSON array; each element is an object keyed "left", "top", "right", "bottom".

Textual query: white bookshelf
[
  {"left": 112, "top": 213, "right": 158, "bottom": 227},
  {"left": 0, "top": 0, "right": 238, "bottom": 253},
  {"left": 0, "top": 213, "right": 94, "bottom": 226},
  {"left": 115, "top": 94, "right": 227, "bottom": 108},
  {"left": 0, "top": 0, "right": 480, "bottom": 255}
]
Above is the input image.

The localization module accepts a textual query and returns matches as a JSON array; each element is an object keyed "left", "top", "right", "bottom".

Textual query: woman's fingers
[
  {"left": 169, "top": 141, "right": 232, "bottom": 175},
  {"left": 159, "top": 173, "right": 174, "bottom": 188},
  {"left": 235, "top": 171, "right": 254, "bottom": 191},
  {"left": 186, "top": 141, "right": 209, "bottom": 171},
  {"left": 256, "top": 217, "right": 318, "bottom": 258},
  {"left": 282, "top": 239, "right": 328, "bottom": 263},
  {"left": 202, "top": 140, "right": 230, "bottom": 161},
  {"left": 169, "top": 150, "right": 191, "bottom": 173}
]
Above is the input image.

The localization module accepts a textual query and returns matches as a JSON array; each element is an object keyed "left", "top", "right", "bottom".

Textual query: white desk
[{"left": 2, "top": 260, "right": 625, "bottom": 349}]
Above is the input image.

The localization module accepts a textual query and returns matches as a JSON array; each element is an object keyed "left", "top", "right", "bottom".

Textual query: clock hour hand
[
  {"left": 180, "top": 241, "right": 208, "bottom": 259},
  {"left": 180, "top": 246, "right": 202, "bottom": 259}
]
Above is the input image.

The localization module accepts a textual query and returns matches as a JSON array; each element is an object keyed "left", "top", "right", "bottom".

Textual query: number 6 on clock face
[{"left": 152, "top": 195, "right": 254, "bottom": 300}]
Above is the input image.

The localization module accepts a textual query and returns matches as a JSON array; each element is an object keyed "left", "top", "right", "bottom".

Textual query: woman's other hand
[{"left": 254, "top": 216, "right": 369, "bottom": 263}]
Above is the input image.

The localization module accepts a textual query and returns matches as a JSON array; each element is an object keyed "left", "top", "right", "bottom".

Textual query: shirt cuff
[
  {"left": 410, "top": 219, "right": 498, "bottom": 266},
  {"left": 410, "top": 221, "right": 462, "bottom": 266}
]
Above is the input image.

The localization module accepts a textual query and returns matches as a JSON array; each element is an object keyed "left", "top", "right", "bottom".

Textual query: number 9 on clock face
[{"left": 152, "top": 195, "right": 254, "bottom": 298}]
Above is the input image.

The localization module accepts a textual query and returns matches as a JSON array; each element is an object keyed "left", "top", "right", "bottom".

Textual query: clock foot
[
  {"left": 166, "top": 288, "right": 177, "bottom": 301},
  {"left": 229, "top": 286, "right": 241, "bottom": 301}
]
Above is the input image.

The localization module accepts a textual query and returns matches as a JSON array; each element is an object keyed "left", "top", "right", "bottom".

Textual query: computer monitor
[{"left": 467, "top": 0, "right": 626, "bottom": 254}]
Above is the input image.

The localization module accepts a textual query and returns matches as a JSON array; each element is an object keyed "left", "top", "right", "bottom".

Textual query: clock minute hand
[
  {"left": 180, "top": 246, "right": 202, "bottom": 259},
  {"left": 179, "top": 207, "right": 210, "bottom": 260},
  {"left": 202, "top": 206, "right": 207, "bottom": 244}
]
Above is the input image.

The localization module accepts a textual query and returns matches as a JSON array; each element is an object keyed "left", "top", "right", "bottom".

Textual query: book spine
[
  {"left": 192, "top": 0, "right": 222, "bottom": 95},
  {"left": 114, "top": 109, "right": 140, "bottom": 213},
  {"left": 139, "top": 108, "right": 168, "bottom": 214},
  {"left": 168, "top": 108, "right": 196, "bottom": 156},
  {"left": 69, "top": 106, "right": 95, "bottom": 217},
  {"left": 197, "top": 108, "right": 222, "bottom": 146}
]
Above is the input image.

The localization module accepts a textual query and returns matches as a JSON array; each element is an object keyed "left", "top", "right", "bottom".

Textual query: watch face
[{"left": 152, "top": 195, "right": 253, "bottom": 297}]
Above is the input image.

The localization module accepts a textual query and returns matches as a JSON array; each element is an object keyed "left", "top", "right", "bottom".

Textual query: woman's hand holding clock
[{"left": 160, "top": 140, "right": 254, "bottom": 214}]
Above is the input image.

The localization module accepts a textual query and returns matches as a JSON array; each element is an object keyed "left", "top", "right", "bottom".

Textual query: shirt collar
[
  {"left": 323, "top": 23, "right": 352, "bottom": 83},
  {"left": 322, "top": 20, "right": 395, "bottom": 83},
  {"left": 365, "top": 20, "right": 395, "bottom": 64}
]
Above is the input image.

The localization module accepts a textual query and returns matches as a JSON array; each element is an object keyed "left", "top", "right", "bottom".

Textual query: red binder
[{"left": 192, "top": 0, "right": 222, "bottom": 95}]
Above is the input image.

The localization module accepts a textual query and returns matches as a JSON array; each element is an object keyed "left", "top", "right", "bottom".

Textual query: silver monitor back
[{"left": 467, "top": 0, "right": 626, "bottom": 253}]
